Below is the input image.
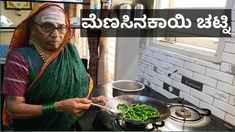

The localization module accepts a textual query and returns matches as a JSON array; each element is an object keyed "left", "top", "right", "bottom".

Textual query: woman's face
[{"left": 31, "top": 6, "right": 67, "bottom": 52}]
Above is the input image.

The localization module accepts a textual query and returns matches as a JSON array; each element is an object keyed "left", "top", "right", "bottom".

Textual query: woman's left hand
[{"left": 91, "top": 96, "right": 108, "bottom": 106}]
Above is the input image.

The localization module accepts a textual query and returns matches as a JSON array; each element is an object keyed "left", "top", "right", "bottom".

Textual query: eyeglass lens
[{"left": 37, "top": 23, "right": 67, "bottom": 34}]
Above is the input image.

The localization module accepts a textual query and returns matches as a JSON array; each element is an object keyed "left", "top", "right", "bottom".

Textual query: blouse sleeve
[{"left": 1, "top": 51, "right": 29, "bottom": 97}]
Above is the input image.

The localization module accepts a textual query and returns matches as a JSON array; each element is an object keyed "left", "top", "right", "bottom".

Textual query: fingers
[
  {"left": 76, "top": 102, "right": 91, "bottom": 110},
  {"left": 75, "top": 98, "right": 91, "bottom": 104},
  {"left": 91, "top": 96, "right": 108, "bottom": 105}
]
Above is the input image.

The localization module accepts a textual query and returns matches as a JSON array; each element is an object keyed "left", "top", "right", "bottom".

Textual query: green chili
[{"left": 117, "top": 103, "right": 160, "bottom": 122}]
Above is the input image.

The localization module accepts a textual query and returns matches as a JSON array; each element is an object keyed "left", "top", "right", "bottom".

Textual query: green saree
[{"left": 13, "top": 44, "right": 89, "bottom": 131}]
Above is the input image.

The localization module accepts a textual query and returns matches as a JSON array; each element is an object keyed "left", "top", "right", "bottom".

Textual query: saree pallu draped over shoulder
[{"left": 13, "top": 44, "right": 90, "bottom": 131}]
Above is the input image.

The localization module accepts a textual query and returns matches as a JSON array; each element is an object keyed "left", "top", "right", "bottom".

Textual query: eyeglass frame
[{"left": 34, "top": 23, "right": 68, "bottom": 34}]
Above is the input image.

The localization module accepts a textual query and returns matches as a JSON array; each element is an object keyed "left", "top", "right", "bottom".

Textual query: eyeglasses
[{"left": 34, "top": 23, "right": 68, "bottom": 34}]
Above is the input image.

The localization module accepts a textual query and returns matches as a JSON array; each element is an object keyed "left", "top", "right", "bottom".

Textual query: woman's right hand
[{"left": 55, "top": 98, "right": 91, "bottom": 116}]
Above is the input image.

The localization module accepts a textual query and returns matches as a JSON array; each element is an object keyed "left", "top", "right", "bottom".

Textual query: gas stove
[{"left": 88, "top": 84, "right": 235, "bottom": 131}]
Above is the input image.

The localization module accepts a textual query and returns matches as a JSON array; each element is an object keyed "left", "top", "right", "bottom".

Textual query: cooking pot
[{"left": 105, "top": 95, "right": 171, "bottom": 124}]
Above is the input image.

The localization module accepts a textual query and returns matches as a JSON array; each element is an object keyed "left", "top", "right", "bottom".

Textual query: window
[{"left": 151, "top": 0, "right": 230, "bottom": 63}]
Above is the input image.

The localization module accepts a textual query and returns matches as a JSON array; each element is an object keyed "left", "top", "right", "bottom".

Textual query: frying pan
[{"left": 105, "top": 95, "right": 171, "bottom": 124}]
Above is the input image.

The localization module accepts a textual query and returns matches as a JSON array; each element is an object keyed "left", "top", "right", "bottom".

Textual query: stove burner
[
  {"left": 175, "top": 107, "right": 192, "bottom": 118},
  {"left": 113, "top": 119, "right": 156, "bottom": 131},
  {"left": 169, "top": 105, "right": 203, "bottom": 122}
]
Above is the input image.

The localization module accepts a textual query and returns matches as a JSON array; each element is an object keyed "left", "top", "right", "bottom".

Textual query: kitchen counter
[{"left": 78, "top": 83, "right": 235, "bottom": 131}]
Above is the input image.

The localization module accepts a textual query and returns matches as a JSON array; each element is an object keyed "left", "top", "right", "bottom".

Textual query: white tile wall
[
  {"left": 157, "top": 74, "right": 172, "bottom": 85},
  {"left": 166, "top": 56, "right": 184, "bottom": 67},
  {"left": 156, "top": 66, "right": 165, "bottom": 75},
  {"left": 184, "top": 62, "right": 206, "bottom": 74},
  {"left": 152, "top": 52, "right": 167, "bottom": 61},
  {"left": 206, "top": 68, "right": 234, "bottom": 84},
  {"left": 225, "top": 114, "right": 235, "bottom": 126},
  {"left": 213, "top": 99, "right": 235, "bottom": 116},
  {"left": 193, "top": 73, "right": 217, "bottom": 88},
  {"left": 220, "top": 62, "right": 232, "bottom": 73},
  {"left": 180, "top": 91, "right": 200, "bottom": 106},
  {"left": 195, "top": 59, "right": 220, "bottom": 70},
  {"left": 145, "top": 68, "right": 157, "bottom": 77},
  {"left": 174, "top": 66, "right": 193, "bottom": 78},
  {"left": 175, "top": 54, "right": 195, "bottom": 63},
  {"left": 217, "top": 81, "right": 235, "bottom": 96},
  {"left": 200, "top": 101, "right": 225, "bottom": 120},
  {"left": 203, "top": 85, "right": 229, "bottom": 103},
  {"left": 138, "top": 42, "right": 235, "bottom": 123},
  {"left": 158, "top": 61, "right": 174, "bottom": 71},
  {"left": 169, "top": 73, "right": 182, "bottom": 82},
  {"left": 224, "top": 43, "right": 235, "bottom": 54},
  {"left": 222, "top": 52, "right": 235, "bottom": 64},
  {"left": 229, "top": 95, "right": 235, "bottom": 106},
  {"left": 150, "top": 77, "right": 164, "bottom": 88},
  {"left": 172, "top": 80, "right": 191, "bottom": 93},
  {"left": 190, "top": 88, "right": 214, "bottom": 105}
]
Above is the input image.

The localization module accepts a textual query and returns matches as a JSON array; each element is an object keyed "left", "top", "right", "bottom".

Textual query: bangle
[{"left": 42, "top": 102, "right": 56, "bottom": 114}]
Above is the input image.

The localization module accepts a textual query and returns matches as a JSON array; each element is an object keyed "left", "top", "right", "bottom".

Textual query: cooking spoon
[{"left": 90, "top": 102, "right": 121, "bottom": 117}]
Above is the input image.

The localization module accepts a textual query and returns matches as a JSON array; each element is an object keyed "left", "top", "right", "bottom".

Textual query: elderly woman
[{"left": 1, "top": 3, "right": 106, "bottom": 131}]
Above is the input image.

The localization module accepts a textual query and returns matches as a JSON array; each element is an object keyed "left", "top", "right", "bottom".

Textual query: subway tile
[
  {"left": 172, "top": 80, "right": 191, "bottom": 93},
  {"left": 193, "top": 73, "right": 217, "bottom": 88},
  {"left": 144, "top": 73, "right": 151, "bottom": 81},
  {"left": 169, "top": 73, "right": 182, "bottom": 82},
  {"left": 158, "top": 61, "right": 174, "bottom": 71},
  {"left": 222, "top": 52, "right": 235, "bottom": 64},
  {"left": 150, "top": 77, "right": 164, "bottom": 88},
  {"left": 195, "top": 59, "right": 220, "bottom": 70},
  {"left": 217, "top": 81, "right": 235, "bottom": 96},
  {"left": 225, "top": 113, "right": 235, "bottom": 126},
  {"left": 184, "top": 62, "right": 206, "bottom": 74},
  {"left": 152, "top": 52, "right": 167, "bottom": 61},
  {"left": 145, "top": 68, "right": 157, "bottom": 77},
  {"left": 213, "top": 99, "right": 235, "bottom": 116},
  {"left": 174, "top": 66, "right": 193, "bottom": 78},
  {"left": 150, "top": 47, "right": 160, "bottom": 53},
  {"left": 229, "top": 95, "right": 235, "bottom": 106},
  {"left": 143, "top": 50, "right": 152, "bottom": 56},
  {"left": 190, "top": 88, "right": 214, "bottom": 105},
  {"left": 166, "top": 56, "right": 184, "bottom": 67},
  {"left": 206, "top": 68, "right": 234, "bottom": 84},
  {"left": 156, "top": 66, "right": 165, "bottom": 75},
  {"left": 159, "top": 49, "right": 176, "bottom": 57},
  {"left": 138, "top": 65, "right": 145, "bottom": 72},
  {"left": 203, "top": 85, "right": 229, "bottom": 103},
  {"left": 174, "top": 54, "right": 195, "bottom": 63},
  {"left": 224, "top": 43, "right": 235, "bottom": 53},
  {"left": 157, "top": 74, "right": 172, "bottom": 85},
  {"left": 200, "top": 101, "right": 225, "bottom": 120},
  {"left": 220, "top": 62, "right": 232, "bottom": 73},
  {"left": 180, "top": 91, "right": 200, "bottom": 106},
  {"left": 226, "top": 37, "right": 235, "bottom": 43},
  {"left": 146, "top": 56, "right": 156, "bottom": 64},
  {"left": 152, "top": 84, "right": 171, "bottom": 98}
]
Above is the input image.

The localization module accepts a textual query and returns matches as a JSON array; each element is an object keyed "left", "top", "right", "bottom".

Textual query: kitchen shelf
[{"left": 2, "top": 0, "right": 90, "bottom": 5}]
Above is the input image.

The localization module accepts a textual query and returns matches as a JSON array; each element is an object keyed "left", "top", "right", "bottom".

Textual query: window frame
[{"left": 150, "top": 0, "right": 232, "bottom": 63}]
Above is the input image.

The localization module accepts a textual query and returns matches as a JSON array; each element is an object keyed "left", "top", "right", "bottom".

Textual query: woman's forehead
[{"left": 34, "top": 6, "right": 66, "bottom": 25}]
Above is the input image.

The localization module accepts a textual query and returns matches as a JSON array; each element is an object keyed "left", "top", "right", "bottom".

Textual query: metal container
[
  {"left": 119, "top": 3, "right": 132, "bottom": 9},
  {"left": 112, "top": 80, "right": 145, "bottom": 92},
  {"left": 134, "top": 3, "right": 144, "bottom": 18},
  {"left": 134, "top": 3, "right": 144, "bottom": 9}
]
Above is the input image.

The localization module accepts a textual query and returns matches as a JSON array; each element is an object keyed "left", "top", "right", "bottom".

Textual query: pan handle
[
  {"left": 195, "top": 108, "right": 211, "bottom": 116},
  {"left": 152, "top": 121, "right": 165, "bottom": 128}
]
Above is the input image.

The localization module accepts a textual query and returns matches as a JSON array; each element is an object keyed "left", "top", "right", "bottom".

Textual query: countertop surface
[{"left": 78, "top": 83, "right": 235, "bottom": 131}]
